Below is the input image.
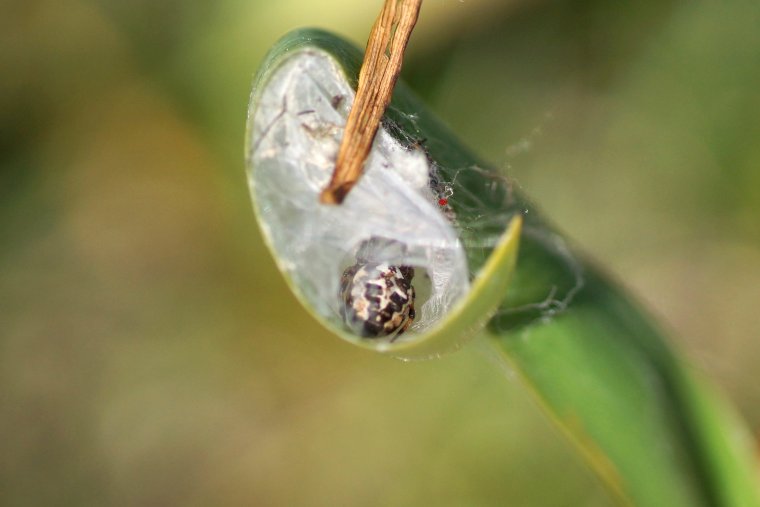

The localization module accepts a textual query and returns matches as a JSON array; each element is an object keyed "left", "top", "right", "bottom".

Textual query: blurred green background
[{"left": 2, "top": 0, "right": 759, "bottom": 505}]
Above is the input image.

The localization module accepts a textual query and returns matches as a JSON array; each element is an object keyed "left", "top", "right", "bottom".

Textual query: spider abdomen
[{"left": 340, "top": 262, "right": 416, "bottom": 339}]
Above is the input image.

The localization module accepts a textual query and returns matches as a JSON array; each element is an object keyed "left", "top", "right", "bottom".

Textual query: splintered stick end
[
  {"left": 319, "top": 0, "right": 422, "bottom": 206},
  {"left": 319, "top": 180, "right": 356, "bottom": 205}
]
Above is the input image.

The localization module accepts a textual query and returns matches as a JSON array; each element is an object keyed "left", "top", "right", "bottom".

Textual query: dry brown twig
[{"left": 319, "top": 0, "right": 423, "bottom": 205}]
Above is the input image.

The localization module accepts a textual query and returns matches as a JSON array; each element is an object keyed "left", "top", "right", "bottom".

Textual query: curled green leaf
[
  {"left": 246, "top": 28, "right": 760, "bottom": 506},
  {"left": 246, "top": 30, "right": 523, "bottom": 358}
]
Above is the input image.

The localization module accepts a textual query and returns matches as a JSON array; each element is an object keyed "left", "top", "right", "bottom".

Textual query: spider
[{"left": 339, "top": 239, "right": 416, "bottom": 340}]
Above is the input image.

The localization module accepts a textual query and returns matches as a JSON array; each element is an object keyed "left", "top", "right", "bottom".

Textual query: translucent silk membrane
[{"left": 247, "top": 50, "right": 470, "bottom": 345}]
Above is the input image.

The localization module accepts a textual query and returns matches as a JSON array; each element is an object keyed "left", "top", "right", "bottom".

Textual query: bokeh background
[{"left": 2, "top": 0, "right": 759, "bottom": 505}]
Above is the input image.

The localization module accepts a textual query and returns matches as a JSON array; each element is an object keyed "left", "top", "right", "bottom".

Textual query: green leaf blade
[
  {"left": 247, "top": 28, "right": 760, "bottom": 506},
  {"left": 491, "top": 264, "right": 760, "bottom": 507}
]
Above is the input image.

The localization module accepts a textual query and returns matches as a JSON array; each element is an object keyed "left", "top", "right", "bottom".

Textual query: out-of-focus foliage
[{"left": 0, "top": 1, "right": 758, "bottom": 506}]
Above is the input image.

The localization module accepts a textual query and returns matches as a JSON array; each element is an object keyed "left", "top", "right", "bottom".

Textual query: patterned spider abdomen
[{"left": 340, "top": 262, "right": 415, "bottom": 339}]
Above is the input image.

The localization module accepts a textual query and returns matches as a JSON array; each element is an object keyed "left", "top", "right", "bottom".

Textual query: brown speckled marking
[{"left": 340, "top": 262, "right": 415, "bottom": 339}]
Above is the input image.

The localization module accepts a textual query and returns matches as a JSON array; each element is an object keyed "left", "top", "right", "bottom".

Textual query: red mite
[{"left": 438, "top": 198, "right": 448, "bottom": 206}]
